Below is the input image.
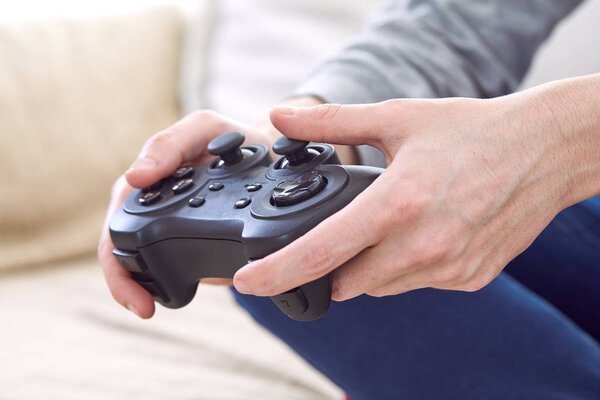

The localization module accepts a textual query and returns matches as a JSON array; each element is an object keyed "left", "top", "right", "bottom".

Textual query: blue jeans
[{"left": 232, "top": 197, "right": 600, "bottom": 399}]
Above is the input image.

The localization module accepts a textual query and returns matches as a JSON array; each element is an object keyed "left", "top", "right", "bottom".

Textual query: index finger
[
  {"left": 233, "top": 185, "right": 383, "bottom": 296},
  {"left": 126, "top": 111, "right": 240, "bottom": 189}
]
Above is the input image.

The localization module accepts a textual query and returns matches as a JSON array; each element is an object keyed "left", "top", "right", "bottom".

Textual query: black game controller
[{"left": 110, "top": 132, "right": 383, "bottom": 321}]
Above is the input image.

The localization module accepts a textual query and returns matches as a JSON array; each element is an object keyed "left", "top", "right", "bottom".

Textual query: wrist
[{"left": 530, "top": 74, "right": 600, "bottom": 209}]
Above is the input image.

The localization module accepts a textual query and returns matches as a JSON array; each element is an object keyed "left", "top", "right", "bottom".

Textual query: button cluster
[
  {"left": 185, "top": 181, "right": 264, "bottom": 210},
  {"left": 137, "top": 165, "right": 265, "bottom": 210},
  {"left": 138, "top": 166, "right": 199, "bottom": 206}
]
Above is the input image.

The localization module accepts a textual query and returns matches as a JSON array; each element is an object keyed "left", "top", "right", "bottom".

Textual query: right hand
[{"left": 97, "top": 110, "right": 282, "bottom": 318}]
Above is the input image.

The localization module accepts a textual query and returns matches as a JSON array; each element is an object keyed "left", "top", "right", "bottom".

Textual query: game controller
[{"left": 109, "top": 132, "right": 383, "bottom": 321}]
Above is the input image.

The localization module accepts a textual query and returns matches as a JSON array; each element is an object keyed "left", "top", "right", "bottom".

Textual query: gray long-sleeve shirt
[
  {"left": 294, "top": 0, "right": 585, "bottom": 166},
  {"left": 295, "top": 0, "right": 584, "bottom": 104}
]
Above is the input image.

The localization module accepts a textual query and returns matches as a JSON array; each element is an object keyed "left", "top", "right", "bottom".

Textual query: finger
[
  {"left": 126, "top": 111, "right": 239, "bottom": 188},
  {"left": 363, "top": 268, "right": 435, "bottom": 298},
  {"left": 330, "top": 242, "right": 404, "bottom": 301},
  {"left": 233, "top": 186, "right": 383, "bottom": 296},
  {"left": 269, "top": 101, "right": 402, "bottom": 147},
  {"left": 98, "top": 176, "right": 155, "bottom": 318},
  {"left": 98, "top": 241, "right": 156, "bottom": 318},
  {"left": 332, "top": 236, "right": 468, "bottom": 301},
  {"left": 363, "top": 261, "right": 475, "bottom": 298}
]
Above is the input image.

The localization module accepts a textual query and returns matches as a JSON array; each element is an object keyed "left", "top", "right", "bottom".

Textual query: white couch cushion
[
  {"left": 0, "top": 7, "right": 183, "bottom": 270},
  {"left": 0, "top": 257, "right": 342, "bottom": 399}
]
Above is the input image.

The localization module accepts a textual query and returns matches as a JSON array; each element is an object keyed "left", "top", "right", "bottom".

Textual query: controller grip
[{"left": 270, "top": 274, "right": 331, "bottom": 321}]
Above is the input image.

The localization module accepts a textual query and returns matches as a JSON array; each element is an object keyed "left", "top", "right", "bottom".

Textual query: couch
[
  {"left": 0, "top": 5, "right": 342, "bottom": 399},
  {"left": 1, "top": 1, "right": 598, "bottom": 398}
]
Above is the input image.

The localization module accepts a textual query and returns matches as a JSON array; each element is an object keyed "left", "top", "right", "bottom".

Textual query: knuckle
[
  {"left": 330, "top": 280, "right": 348, "bottom": 300},
  {"left": 313, "top": 104, "right": 342, "bottom": 121},
  {"left": 381, "top": 191, "right": 429, "bottom": 227},
  {"left": 189, "top": 109, "right": 217, "bottom": 123},
  {"left": 407, "top": 239, "right": 453, "bottom": 268},
  {"left": 366, "top": 287, "right": 387, "bottom": 298},
  {"left": 147, "top": 127, "right": 178, "bottom": 151},
  {"left": 302, "top": 246, "right": 334, "bottom": 277},
  {"left": 427, "top": 244, "right": 452, "bottom": 265},
  {"left": 433, "top": 263, "right": 465, "bottom": 285},
  {"left": 460, "top": 263, "right": 500, "bottom": 292},
  {"left": 189, "top": 109, "right": 229, "bottom": 133},
  {"left": 461, "top": 275, "right": 489, "bottom": 292}
]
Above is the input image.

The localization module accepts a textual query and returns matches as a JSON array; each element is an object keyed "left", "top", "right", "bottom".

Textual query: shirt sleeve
[{"left": 293, "top": 0, "right": 584, "bottom": 104}]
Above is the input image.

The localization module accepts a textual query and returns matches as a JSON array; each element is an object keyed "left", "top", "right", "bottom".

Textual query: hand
[
  {"left": 97, "top": 110, "right": 281, "bottom": 318},
  {"left": 233, "top": 79, "right": 600, "bottom": 301}
]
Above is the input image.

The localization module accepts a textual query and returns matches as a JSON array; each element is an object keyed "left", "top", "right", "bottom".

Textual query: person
[{"left": 98, "top": 0, "right": 600, "bottom": 398}]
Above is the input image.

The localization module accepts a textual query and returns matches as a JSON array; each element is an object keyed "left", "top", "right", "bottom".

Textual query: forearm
[
  {"left": 489, "top": 73, "right": 600, "bottom": 213},
  {"left": 527, "top": 73, "right": 600, "bottom": 208},
  {"left": 294, "top": 0, "right": 583, "bottom": 104}
]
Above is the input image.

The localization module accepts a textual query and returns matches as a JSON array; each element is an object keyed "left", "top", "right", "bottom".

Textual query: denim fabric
[{"left": 231, "top": 197, "right": 600, "bottom": 399}]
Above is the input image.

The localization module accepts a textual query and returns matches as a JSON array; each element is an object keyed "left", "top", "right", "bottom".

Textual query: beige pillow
[{"left": 0, "top": 7, "right": 183, "bottom": 270}]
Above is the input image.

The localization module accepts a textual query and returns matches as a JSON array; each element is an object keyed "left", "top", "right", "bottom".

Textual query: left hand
[{"left": 233, "top": 91, "right": 580, "bottom": 301}]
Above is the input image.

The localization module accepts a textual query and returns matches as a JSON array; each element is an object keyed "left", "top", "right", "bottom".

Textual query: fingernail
[
  {"left": 235, "top": 279, "right": 251, "bottom": 294},
  {"left": 126, "top": 303, "right": 142, "bottom": 318},
  {"left": 130, "top": 157, "right": 157, "bottom": 171},
  {"left": 274, "top": 106, "right": 297, "bottom": 116}
]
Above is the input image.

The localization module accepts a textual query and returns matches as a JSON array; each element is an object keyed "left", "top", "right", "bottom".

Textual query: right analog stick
[{"left": 272, "top": 137, "right": 315, "bottom": 166}]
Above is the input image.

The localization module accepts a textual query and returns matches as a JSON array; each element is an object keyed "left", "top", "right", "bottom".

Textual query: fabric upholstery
[
  {"left": 0, "top": 257, "right": 342, "bottom": 399},
  {"left": 0, "top": 7, "right": 183, "bottom": 270}
]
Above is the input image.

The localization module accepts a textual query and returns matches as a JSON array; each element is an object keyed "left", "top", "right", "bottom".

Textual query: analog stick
[
  {"left": 207, "top": 131, "right": 246, "bottom": 165},
  {"left": 272, "top": 136, "right": 318, "bottom": 166}
]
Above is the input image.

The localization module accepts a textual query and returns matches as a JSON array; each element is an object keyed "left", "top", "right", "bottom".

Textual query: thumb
[{"left": 270, "top": 102, "right": 391, "bottom": 146}]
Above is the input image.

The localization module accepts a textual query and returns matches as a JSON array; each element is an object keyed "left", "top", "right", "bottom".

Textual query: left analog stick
[{"left": 208, "top": 132, "right": 245, "bottom": 166}]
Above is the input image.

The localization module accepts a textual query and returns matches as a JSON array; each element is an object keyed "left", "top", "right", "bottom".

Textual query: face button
[
  {"left": 245, "top": 183, "right": 262, "bottom": 192},
  {"left": 209, "top": 182, "right": 224, "bottom": 191},
  {"left": 234, "top": 198, "right": 251, "bottom": 209},
  {"left": 138, "top": 190, "right": 161, "bottom": 205},
  {"left": 271, "top": 171, "right": 326, "bottom": 207},
  {"left": 188, "top": 196, "right": 205, "bottom": 207},
  {"left": 172, "top": 166, "right": 194, "bottom": 179},
  {"left": 172, "top": 178, "right": 194, "bottom": 194}
]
